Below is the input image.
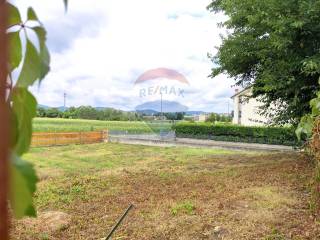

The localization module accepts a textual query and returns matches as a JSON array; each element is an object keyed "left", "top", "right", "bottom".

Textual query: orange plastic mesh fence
[{"left": 31, "top": 130, "right": 108, "bottom": 147}]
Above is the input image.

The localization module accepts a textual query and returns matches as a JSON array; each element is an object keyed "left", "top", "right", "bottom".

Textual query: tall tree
[{"left": 208, "top": 0, "right": 320, "bottom": 125}]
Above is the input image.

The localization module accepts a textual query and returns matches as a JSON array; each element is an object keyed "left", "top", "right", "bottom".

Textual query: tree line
[
  {"left": 205, "top": 113, "right": 232, "bottom": 123},
  {"left": 37, "top": 106, "right": 232, "bottom": 122},
  {"left": 37, "top": 106, "right": 191, "bottom": 121},
  {"left": 37, "top": 106, "right": 143, "bottom": 121}
]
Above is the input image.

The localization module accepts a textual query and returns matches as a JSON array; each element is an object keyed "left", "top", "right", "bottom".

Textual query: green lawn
[
  {"left": 11, "top": 143, "right": 318, "bottom": 240},
  {"left": 33, "top": 118, "right": 173, "bottom": 133}
]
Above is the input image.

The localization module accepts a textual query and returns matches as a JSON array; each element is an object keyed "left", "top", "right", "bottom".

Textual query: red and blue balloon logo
[{"left": 134, "top": 68, "right": 189, "bottom": 113}]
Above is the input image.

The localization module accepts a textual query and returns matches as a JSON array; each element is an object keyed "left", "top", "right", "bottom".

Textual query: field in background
[
  {"left": 33, "top": 118, "right": 172, "bottom": 134},
  {"left": 12, "top": 143, "right": 318, "bottom": 239}
]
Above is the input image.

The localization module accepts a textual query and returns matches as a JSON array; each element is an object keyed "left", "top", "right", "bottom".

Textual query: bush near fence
[
  {"left": 308, "top": 117, "right": 320, "bottom": 215},
  {"left": 172, "top": 123, "right": 298, "bottom": 146}
]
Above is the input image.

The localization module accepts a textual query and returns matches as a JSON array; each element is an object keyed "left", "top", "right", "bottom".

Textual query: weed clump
[{"left": 170, "top": 201, "right": 195, "bottom": 216}]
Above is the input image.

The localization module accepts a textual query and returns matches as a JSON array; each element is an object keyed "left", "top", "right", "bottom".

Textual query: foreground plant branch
[
  {"left": 0, "top": 1, "right": 67, "bottom": 236},
  {"left": 0, "top": 1, "right": 9, "bottom": 239}
]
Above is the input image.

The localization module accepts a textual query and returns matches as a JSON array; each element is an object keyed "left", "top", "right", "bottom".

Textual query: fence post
[
  {"left": 80, "top": 131, "right": 82, "bottom": 144},
  {"left": 54, "top": 131, "right": 57, "bottom": 146},
  {"left": 105, "top": 130, "right": 109, "bottom": 143}
]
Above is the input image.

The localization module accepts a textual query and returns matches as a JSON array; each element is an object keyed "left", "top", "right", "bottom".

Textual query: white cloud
[{"left": 16, "top": 0, "right": 235, "bottom": 113}]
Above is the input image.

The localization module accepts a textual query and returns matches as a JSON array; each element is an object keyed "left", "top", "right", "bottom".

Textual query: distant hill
[
  {"left": 136, "top": 109, "right": 159, "bottom": 115},
  {"left": 38, "top": 104, "right": 67, "bottom": 111},
  {"left": 38, "top": 104, "right": 50, "bottom": 109},
  {"left": 135, "top": 100, "right": 188, "bottom": 113},
  {"left": 38, "top": 103, "right": 206, "bottom": 115},
  {"left": 38, "top": 105, "right": 113, "bottom": 112}
]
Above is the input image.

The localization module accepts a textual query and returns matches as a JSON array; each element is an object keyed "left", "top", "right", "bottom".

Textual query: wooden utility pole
[
  {"left": 0, "top": 0, "right": 9, "bottom": 239},
  {"left": 160, "top": 92, "right": 163, "bottom": 120}
]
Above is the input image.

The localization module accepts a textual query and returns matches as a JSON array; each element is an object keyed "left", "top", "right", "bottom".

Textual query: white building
[
  {"left": 231, "top": 87, "right": 271, "bottom": 126},
  {"left": 194, "top": 114, "right": 208, "bottom": 122}
]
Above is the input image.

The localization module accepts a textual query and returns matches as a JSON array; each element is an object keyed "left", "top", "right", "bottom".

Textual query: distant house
[
  {"left": 193, "top": 114, "right": 208, "bottom": 122},
  {"left": 231, "top": 87, "right": 271, "bottom": 126}
]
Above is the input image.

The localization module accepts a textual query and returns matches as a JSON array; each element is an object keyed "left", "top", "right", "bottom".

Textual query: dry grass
[{"left": 11, "top": 143, "right": 320, "bottom": 239}]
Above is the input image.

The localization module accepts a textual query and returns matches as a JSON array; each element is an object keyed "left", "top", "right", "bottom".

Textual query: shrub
[{"left": 172, "top": 122, "right": 298, "bottom": 146}]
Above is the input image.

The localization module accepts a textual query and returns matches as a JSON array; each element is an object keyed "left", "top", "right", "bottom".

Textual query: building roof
[{"left": 230, "top": 86, "right": 252, "bottom": 99}]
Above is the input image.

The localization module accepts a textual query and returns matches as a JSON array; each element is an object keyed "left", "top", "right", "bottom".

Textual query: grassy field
[
  {"left": 12, "top": 143, "right": 319, "bottom": 239},
  {"left": 33, "top": 118, "right": 173, "bottom": 133}
]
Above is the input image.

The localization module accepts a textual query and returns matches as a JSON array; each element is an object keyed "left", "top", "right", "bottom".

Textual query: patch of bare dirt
[{"left": 14, "top": 211, "right": 71, "bottom": 239}]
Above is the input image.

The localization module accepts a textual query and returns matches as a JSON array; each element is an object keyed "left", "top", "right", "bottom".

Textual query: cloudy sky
[{"left": 16, "top": 0, "right": 235, "bottom": 113}]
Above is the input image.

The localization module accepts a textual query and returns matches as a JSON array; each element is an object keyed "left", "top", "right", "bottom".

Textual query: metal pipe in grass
[{"left": 104, "top": 204, "right": 134, "bottom": 240}]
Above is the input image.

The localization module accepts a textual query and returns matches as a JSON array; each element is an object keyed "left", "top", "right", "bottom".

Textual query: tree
[
  {"left": 74, "top": 106, "right": 98, "bottom": 119},
  {"left": 37, "top": 107, "right": 47, "bottom": 118},
  {"left": 38, "top": 105, "right": 143, "bottom": 121},
  {"left": 208, "top": 0, "right": 320, "bottom": 125},
  {"left": 206, "top": 113, "right": 217, "bottom": 123},
  {"left": 46, "top": 108, "right": 61, "bottom": 118},
  {"left": 164, "top": 112, "right": 185, "bottom": 120},
  {"left": 62, "top": 106, "right": 77, "bottom": 119},
  {"left": 176, "top": 112, "right": 185, "bottom": 120}
]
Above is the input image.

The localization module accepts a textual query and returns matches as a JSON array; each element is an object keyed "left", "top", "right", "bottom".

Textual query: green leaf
[
  {"left": 10, "top": 155, "right": 38, "bottom": 219},
  {"left": 32, "top": 26, "right": 47, "bottom": 47},
  {"left": 7, "top": 3, "right": 21, "bottom": 27},
  {"left": 10, "top": 109, "right": 19, "bottom": 149},
  {"left": 296, "top": 115, "right": 313, "bottom": 141},
  {"left": 11, "top": 88, "right": 37, "bottom": 155},
  {"left": 291, "top": 21, "right": 304, "bottom": 29},
  {"left": 39, "top": 45, "right": 50, "bottom": 80},
  {"left": 8, "top": 31, "right": 22, "bottom": 71},
  {"left": 32, "top": 27, "right": 50, "bottom": 80},
  {"left": 310, "top": 98, "right": 320, "bottom": 115},
  {"left": 17, "top": 39, "right": 41, "bottom": 87},
  {"left": 13, "top": 156, "right": 38, "bottom": 194},
  {"left": 27, "top": 7, "right": 39, "bottom": 21}
]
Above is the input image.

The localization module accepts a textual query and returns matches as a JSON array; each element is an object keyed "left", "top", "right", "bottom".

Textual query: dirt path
[{"left": 109, "top": 135, "right": 294, "bottom": 152}]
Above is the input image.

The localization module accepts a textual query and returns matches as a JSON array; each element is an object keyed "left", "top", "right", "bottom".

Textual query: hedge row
[{"left": 172, "top": 123, "right": 298, "bottom": 146}]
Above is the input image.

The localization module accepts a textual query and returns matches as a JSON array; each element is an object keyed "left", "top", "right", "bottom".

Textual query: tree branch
[{"left": 0, "top": 0, "right": 10, "bottom": 239}]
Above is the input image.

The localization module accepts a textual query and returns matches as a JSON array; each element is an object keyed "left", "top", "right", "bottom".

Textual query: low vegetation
[
  {"left": 11, "top": 143, "right": 319, "bottom": 239},
  {"left": 33, "top": 118, "right": 298, "bottom": 146},
  {"left": 170, "top": 201, "right": 195, "bottom": 216},
  {"left": 37, "top": 106, "right": 142, "bottom": 121},
  {"left": 173, "top": 122, "right": 298, "bottom": 146},
  {"left": 37, "top": 106, "right": 190, "bottom": 121},
  {"left": 33, "top": 118, "right": 172, "bottom": 134}
]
